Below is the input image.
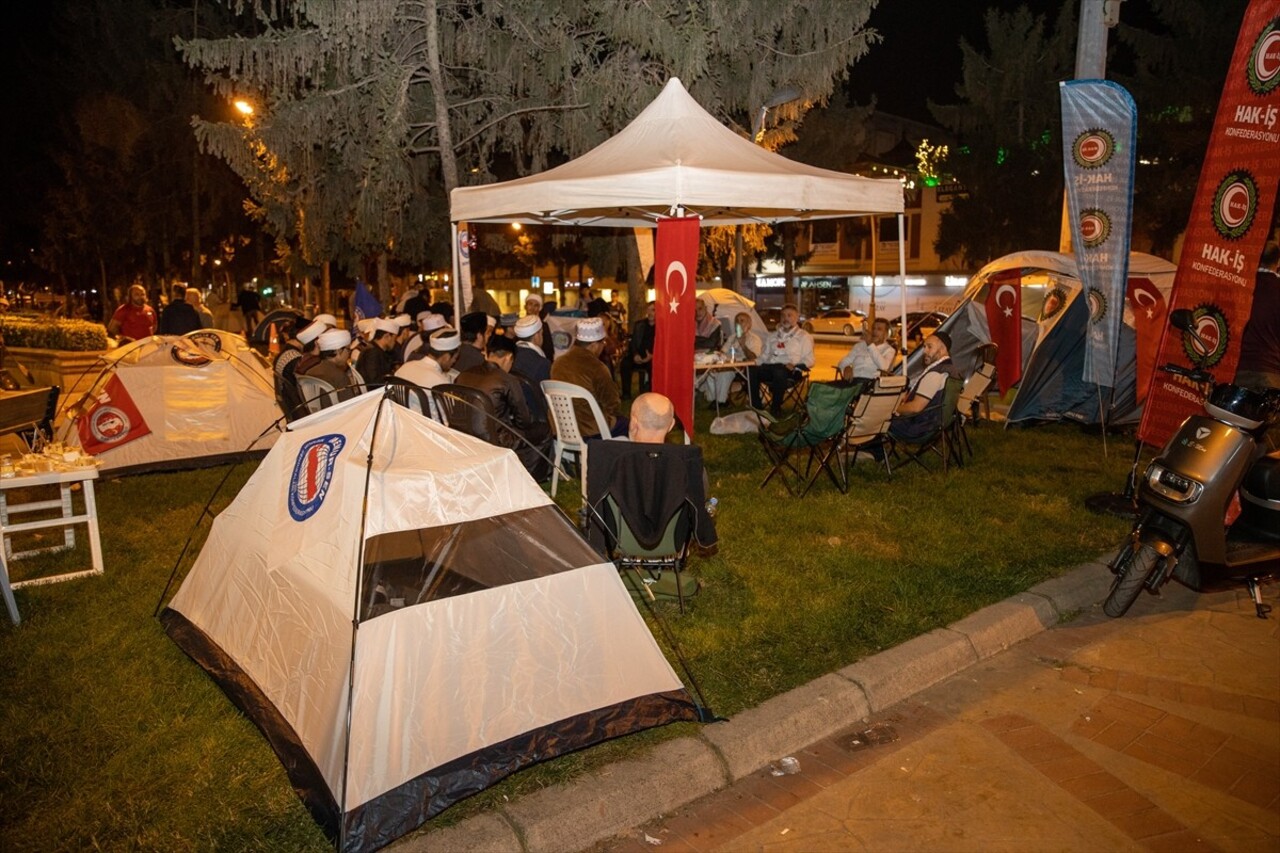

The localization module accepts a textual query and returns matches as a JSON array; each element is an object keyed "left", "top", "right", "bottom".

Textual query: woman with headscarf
[{"left": 694, "top": 297, "right": 723, "bottom": 351}]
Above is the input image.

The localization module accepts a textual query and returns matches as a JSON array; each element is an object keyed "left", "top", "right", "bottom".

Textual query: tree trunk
[
  {"left": 191, "top": 147, "right": 201, "bottom": 288},
  {"left": 624, "top": 231, "right": 646, "bottom": 324},
  {"left": 733, "top": 225, "right": 744, "bottom": 291},
  {"left": 377, "top": 251, "right": 390, "bottom": 308},
  {"left": 98, "top": 256, "right": 109, "bottom": 321},
  {"left": 783, "top": 222, "right": 796, "bottom": 306},
  {"left": 321, "top": 261, "right": 331, "bottom": 315},
  {"left": 424, "top": 0, "right": 459, "bottom": 196}
]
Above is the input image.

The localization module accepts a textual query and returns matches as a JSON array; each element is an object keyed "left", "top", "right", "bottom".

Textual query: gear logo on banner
[
  {"left": 1041, "top": 286, "right": 1068, "bottom": 320},
  {"left": 89, "top": 406, "right": 132, "bottom": 445},
  {"left": 288, "top": 434, "right": 346, "bottom": 522},
  {"left": 1072, "top": 128, "right": 1115, "bottom": 168},
  {"left": 1181, "top": 304, "right": 1230, "bottom": 368},
  {"left": 1247, "top": 15, "right": 1280, "bottom": 94},
  {"left": 1211, "top": 169, "right": 1259, "bottom": 239},
  {"left": 1079, "top": 208, "right": 1112, "bottom": 248},
  {"left": 1087, "top": 287, "right": 1108, "bottom": 323}
]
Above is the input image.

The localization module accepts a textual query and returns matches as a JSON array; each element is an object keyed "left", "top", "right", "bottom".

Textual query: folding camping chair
[
  {"left": 756, "top": 381, "right": 859, "bottom": 496},
  {"left": 891, "top": 375, "right": 965, "bottom": 473},
  {"left": 759, "top": 364, "right": 810, "bottom": 416},
  {"left": 842, "top": 381, "right": 907, "bottom": 476},
  {"left": 296, "top": 375, "right": 340, "bottom": 413},
  {"left": 584, "top": 440, "right": 717, "bottom": 613},
  {"left": 541, "top": 380, "right": 617, "bottom": 498},
  {"left": 953, "top": 362, "right": 996, "bottom": 460}
]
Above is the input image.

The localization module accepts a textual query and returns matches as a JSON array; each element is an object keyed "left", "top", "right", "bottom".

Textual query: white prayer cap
[
  {"left": 297, "top": 321, "right": 326, "bottom": 345},
  {"left": 374, "top": 318, "right": 399, "bottom": 335},
  {"left": 393, "top": 313, "right": 413, "bottom": 328},
  {"left": 576, "top": 317, "right": 606, "bottom": 342},
  {"left": 486, "top": 314, "right": 497, "bottom": 329},
  {"left": 429, "top": 329, "right": 461, "bottom": 352},
  {"left": 514, "top": 314, "right": 542, "bottom": 339},
  {"left": 318, "top": 329, "right": 352, "bottom": 351},
  {"left": 312, "top": 313, "right": 337, "bottom": 327},
  {"left": 420, "top": 312, "right": 447, "bottom": 332},
  {"left": 524, "top": 292, "right": 543, "bottom": 308},
  {"left": 356, "top": 318, "right": 379, "bottom": 337}
]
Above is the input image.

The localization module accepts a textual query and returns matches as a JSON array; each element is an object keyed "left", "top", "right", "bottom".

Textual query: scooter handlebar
[{"left": 1159, "top": 363, "right": 1214, "bottom": 384}]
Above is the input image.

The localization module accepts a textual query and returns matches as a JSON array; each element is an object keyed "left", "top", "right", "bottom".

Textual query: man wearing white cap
[
  {"left": 550, "top": 316, "right": 627, "bottom": 438},
  {"left": 275, "top": 319, "right": 327, "bottom": 419},
  {"left": 524, "top": 292, "right": 556, "bottom": 360},
  {"left": 403, "top": 312, "right": 446, "bottom": 363},
  {"left": 392, "top": 313, "right": 415, "bottom": 360},
  {"left": 355, "top": 318, "right": 401, "bottom": 389},
  {"left": 512, "top": 314, "right": 551, "bottom": 422},
  {"left": 394, "top": 328, "right": 461, "bottom": 390},
  {"left": 298, "top": 328, "right": 359, "bottom": 404}
]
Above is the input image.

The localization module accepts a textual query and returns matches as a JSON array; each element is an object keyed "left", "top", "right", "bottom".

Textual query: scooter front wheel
[{"left": 1103, "top": 544, "right": 1161, "bottom": 617}]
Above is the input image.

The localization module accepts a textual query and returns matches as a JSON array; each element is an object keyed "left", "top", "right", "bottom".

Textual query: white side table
[{"left": 0, "top": 466, "right": 103, "bottom": 625}]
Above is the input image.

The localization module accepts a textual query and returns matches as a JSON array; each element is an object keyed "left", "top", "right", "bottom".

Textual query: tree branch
[{"left": 452, "top": 102, "right": 587, "bottom": 149}]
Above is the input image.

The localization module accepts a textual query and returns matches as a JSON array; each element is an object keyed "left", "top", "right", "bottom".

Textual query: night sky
[{"left": 0, "top": 0, "right": 1116, "bottom": 269}]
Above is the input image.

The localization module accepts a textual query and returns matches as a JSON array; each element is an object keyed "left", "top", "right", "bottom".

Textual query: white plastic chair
[
  {"left": 541, "top": 380, "right": 616, "bottom": 497},
  {"left": 296, "top": 375, "right": 340, "bottom": 413}
]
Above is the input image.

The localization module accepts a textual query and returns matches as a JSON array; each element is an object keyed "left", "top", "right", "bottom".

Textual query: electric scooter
[{"left": 1104, "top": 310, "right": 1280, "bottom": 618}]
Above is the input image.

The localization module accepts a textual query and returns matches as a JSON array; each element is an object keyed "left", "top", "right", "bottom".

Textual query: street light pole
[{"left": 1060, "top": 0, "right": 1124, "bottom": 252}]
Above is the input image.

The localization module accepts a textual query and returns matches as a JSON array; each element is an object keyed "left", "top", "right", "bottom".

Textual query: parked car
[
  {"left": 758, "top": 306, "right": 783, "bottom": 331},
  {"left": 802, "top": 308, "right": 865, "bottom": 336},
  {"left": 889, "top": 311, "right": 948, "bottom": 351}
]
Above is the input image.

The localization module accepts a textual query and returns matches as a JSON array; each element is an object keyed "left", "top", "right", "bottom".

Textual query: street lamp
[{"left": 234, "top": 99, "right": 255, "bottom": 117}]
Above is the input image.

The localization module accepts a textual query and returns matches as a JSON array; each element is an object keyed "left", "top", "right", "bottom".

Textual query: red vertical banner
[
  {"left": 984, "top": 270, "right": 1023, "bottom": 395},
  {"left": 1138, "top": 0, "right": 1280, "bottom": 446},
  {"left": 652, "top": 217, "right": 700, "bottom": 439},
  {"left": 1126, "top": 278, "right": 1168, "bottom": 405},
  {"left": 77, "top": 374, "right": 152, "bottom": 455}
]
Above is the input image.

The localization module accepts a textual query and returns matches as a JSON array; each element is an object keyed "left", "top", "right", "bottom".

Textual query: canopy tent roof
[{"left": 450, "top": 78, "right": 904, "bottom": 228}]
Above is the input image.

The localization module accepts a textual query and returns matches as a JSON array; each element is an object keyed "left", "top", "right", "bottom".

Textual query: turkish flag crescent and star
[
  {"left": 1126, "top": 277, "right": 1167, "bottom": 405},
  {"left": 652, "top": 217, "right": 700, "bottom": 439},
  {"left": 77, "top": 374, "right": 152, "bottom": 456},
  {"left": 1137, "top": 0, "right": 1280, "bottom": 446},
  {"left": 984, "top": 270, "right": 1023, "bottom": 395}
]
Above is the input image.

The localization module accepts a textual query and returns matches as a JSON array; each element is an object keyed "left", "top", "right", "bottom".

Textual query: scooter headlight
[{"left": 1145, "top": 462, "right": 1204, "bottom": 504}]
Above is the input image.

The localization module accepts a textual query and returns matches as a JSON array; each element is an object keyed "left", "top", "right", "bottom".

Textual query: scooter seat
[
  {"left": 1243, "top": 455, "right": 1280, "bottom": 502},
  {"left": 1239, "top": 455, "right": 1280, "bottom": 543}
]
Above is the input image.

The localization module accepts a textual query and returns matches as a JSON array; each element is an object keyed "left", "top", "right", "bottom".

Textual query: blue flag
[
  {"left": 1060, "top": 79, "right": 1137, "bottom": 388},
  {"left": 353, "top": 281, "right": 382, "bottom": 321}
]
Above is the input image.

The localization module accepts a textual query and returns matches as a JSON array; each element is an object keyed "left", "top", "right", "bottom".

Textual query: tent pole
[
  {"left": 897, "top": 213, "right": 908, "bottom": 379},
  {"left": 450, "top": 223, "right": 461, "bottom": 328}
]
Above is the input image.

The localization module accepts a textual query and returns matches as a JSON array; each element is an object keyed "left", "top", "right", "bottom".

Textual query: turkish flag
[
  {"left": 652, "top": 217, "right": 700, "bottom": 439},
  {"left": 984, "top": 270, "right": 1022, "bottom": 395},
  {"left": 1126, "top": 277, "right": 1166, "bottom": 405},
  {"left": 77, "top": 374, "right": 152, "bottom": 456}
]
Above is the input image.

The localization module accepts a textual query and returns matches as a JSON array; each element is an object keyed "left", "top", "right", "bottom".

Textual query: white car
[{"left": 802, "top": 308, "right": 865, "bottom": 337}]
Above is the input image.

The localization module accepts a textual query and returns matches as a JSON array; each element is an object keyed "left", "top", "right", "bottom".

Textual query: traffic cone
[{"left": 267, "top": 322, "right": 280, "bottom": 356}]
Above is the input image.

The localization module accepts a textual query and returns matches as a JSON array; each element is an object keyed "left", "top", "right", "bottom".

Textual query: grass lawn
[{"left": 0, "top": 415, "right": 1135, "bottom": 849}]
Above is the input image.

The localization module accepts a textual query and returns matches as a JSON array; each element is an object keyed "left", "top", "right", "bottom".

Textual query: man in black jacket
[
  {"left": 456, "top": 335, "right": 551, "bottom": 479},
  {"left": 158, "top": 285, "right": 202, "bottom": 336}
]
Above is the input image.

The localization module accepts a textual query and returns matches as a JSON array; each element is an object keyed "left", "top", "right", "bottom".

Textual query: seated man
[
  {"left": 298, "top": 328, "right": 359, "bottom": 404},
  {"left": 354, "top": 318, "right": 401, "bottom": 389},
  {"left": 836, "top": 316, "right": 895, "bottom": 393},
  {"left": 511, "top": 314, "right": 551, "bottom": 422},
  {"left": 394, "top": 328, "right": 460, "bottom": 389},
  {"left": 748, "top": 303, "right": 815, "bottom": 415},
  {"left": 888, "top": 330, "right": 961, "bottom": 444},
  {"left": 694, "top": 297, "right": 723, "bottom": 351},
  {"left": 703, "top": 310, "right": 763, "bottom": 406},
  {"left": 586, "top": 392, "right": 718, "bottom": 557},
  {"left": 549, "top": 316, "right": 628, "bottom": 438},
  {"left": 456, "top": 334, "right": 552, "bottom": 479}
]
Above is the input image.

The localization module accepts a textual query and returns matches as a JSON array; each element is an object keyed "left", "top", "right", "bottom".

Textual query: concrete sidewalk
[{"left": 399, "top": 556, "right": 1151, "bottom": 852}]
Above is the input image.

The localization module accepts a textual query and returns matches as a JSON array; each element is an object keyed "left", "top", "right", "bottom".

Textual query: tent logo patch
[
  {"left": 1211, "top": 170, "right": 1258, "bottom": 239},
  {"left": 170, "top": 343, "right": 212, "bottom": 367},
  {"left": 187, "top": 331, "right": 223, "bottom": 352},
  {"left": 89, "top": 406, "right": 132, "bottom": 445},
  {"left": 1181, "top": 304, "right": 1229, "bottom": 368},
  {"left": 1041, "top": 286, "right": 1067, "bottom": 320},
  {"left": 289, "top": 434, "right": 346, "bottom": 521},
  {"left": 1247, "top": 16, "right": 1280, "bottom": 94},
  {"left": 1072, "top": 129, "right": 1114, "bottom": 168},
  {"left": 1079, "top": 209, "right": 1111, "bottom": 248}
]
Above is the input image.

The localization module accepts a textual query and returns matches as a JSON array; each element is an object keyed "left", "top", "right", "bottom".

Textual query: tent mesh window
[{"left": 360, "top": 505, "right": 602, "bottom": 619}]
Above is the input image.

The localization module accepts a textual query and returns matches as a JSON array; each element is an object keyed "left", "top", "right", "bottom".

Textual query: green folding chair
[{"left": 756, "top": 381, "right": 860, "bottom": 496}]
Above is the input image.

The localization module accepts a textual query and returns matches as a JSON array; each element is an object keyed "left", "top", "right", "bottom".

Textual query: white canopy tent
[{"left": 449, "top": 77, "right": 909, "bottom": 380}]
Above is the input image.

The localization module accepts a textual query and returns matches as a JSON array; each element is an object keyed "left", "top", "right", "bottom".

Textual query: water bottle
[{"left": 705, "top": 497, "right": 718, "bottom": 517}]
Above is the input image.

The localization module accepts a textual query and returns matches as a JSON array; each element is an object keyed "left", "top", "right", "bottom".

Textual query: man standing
[
  {"left": 621, "top": 301, "right": 656, "bottom": 399},
  {"left": 888, "top": 331, "right": 961, "bottom": 443},
  {"left": 355, "top": 318, "right": 401, "bottom": 389},
  {"left": 298, "top": 328, "right": 359, "bottom": 403},
  {"left": 457, "top": 335, "right": 551, "bottom": 478},
  {"left": 837, "top": 316, "right": 895, "bottom": 390},
  {"left": 107, "top": 284, "right": 157, "bottom": 343},
  {"left": 550, "top": 316, "right": 627, "bottom": 437},
  {"left": 749, "top": 303, "right": 815, "bottom": 415},
  {"left": 158, "top": 284, "right": 202, "bottom": 336},
  {"left": 186, "top": 288, "right": 215, "bottom": 329},
  {"left": 234, "top": 283, "right": 263, "bottom": 336}
]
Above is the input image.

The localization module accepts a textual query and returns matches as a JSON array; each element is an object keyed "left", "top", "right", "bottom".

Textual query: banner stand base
[{"left": 1085, "top": 491, "right": 1137, "bottom": 519}]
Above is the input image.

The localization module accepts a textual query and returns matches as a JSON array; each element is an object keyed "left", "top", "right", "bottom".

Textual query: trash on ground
[{"left": 769, "top": 756, "right": 801, "bottom": 775}]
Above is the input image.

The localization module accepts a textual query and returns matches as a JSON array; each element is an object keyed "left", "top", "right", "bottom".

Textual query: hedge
[{"left": 0, "top": 315, "right": 110, "bottom": 352}]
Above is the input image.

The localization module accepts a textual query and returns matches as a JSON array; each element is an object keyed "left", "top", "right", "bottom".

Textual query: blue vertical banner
[
  {"left": 1060, "top": 79, "right": 1138, "bottom": 387},
  {"left": 353, "top": 280, "right": 382, "bottom": 321}
]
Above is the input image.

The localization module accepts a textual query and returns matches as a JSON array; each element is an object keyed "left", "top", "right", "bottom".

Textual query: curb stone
[{"left": 398, "top": 559, "right": 1108, "bottom": 852}]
